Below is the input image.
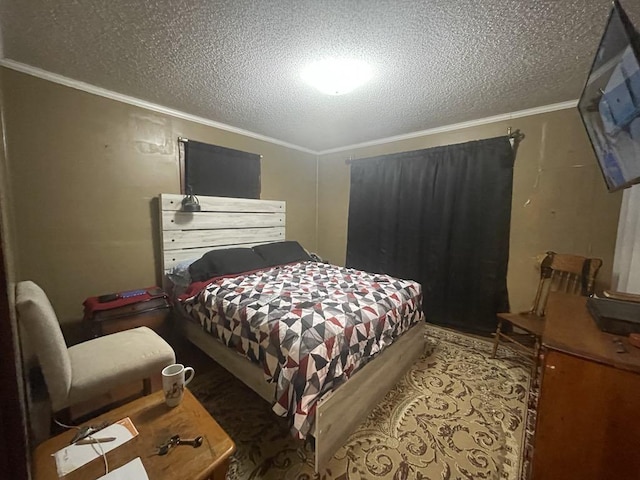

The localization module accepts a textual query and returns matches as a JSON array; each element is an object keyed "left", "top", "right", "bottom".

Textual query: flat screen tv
[{"left": 578, "top": 0, "right": 640, "bottom": 192}]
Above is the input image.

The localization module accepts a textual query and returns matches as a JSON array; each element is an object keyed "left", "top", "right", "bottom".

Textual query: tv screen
[{"left": 578, "top": 0, "right": 640, "bottom": 192}]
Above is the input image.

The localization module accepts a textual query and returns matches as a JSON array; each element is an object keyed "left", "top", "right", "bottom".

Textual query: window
[{"left": 180, "top": 139, "right": 261, "bottom": 198}]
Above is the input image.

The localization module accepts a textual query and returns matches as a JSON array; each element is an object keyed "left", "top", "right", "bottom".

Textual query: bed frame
[{"left": 159, "top": 193, "right": 426, "bottom": 472}]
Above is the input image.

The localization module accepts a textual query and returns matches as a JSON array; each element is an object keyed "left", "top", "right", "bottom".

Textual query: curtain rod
[
  {"left": 345, "top": 127, "right": 525, "bottom": 164},
  {"left": 507, "top": 127, "right": 525, "bottom": 142},
  {"left": 507, "top": 127, "right": 525, "bottom": 153},
  {"left": 177, "top": 136, "right": 263, "bottom": 158}
]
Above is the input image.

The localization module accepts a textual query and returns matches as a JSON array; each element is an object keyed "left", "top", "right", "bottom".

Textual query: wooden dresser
[{"left": 531, "top": 293, "right": 640, "bottom": 480}]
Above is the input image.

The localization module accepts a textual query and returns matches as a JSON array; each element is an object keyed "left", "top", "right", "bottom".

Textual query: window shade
[{"left": 184, "top": 140, "right": 261, "bottom": 198}]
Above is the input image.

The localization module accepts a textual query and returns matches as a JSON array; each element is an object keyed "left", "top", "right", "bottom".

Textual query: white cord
[
  {"left": 53, "top": 418, "right": 80, "bottom": 430},
  {"left": 87, "top": 434, "right": 109, "bottom": 475}
]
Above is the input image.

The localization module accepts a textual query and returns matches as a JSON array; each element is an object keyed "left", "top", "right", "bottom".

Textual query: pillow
[
  {"left": 188, "top": 247, "right": 270, "bottom": 282},
  {"left": 166, "top": 258, "right": 197, "bottom": 287},
  {"left": 252, "top": 241, "right": 312, "bottom": 266}
]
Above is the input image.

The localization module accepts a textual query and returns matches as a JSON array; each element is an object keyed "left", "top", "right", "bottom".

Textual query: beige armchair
[{"left": 16, "top": 281, "right": 175, "bottom": 416}]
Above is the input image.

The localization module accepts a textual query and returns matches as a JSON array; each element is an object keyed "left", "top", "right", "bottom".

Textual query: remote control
[
  {"left": 119, "top": 289, "right": 147, "bottom": 299},
  {"left": 97, "top": 293, "right": 119, "bottom": 303}
]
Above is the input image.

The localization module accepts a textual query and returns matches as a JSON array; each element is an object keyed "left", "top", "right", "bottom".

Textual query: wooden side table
[
  {"left": 32, "top": 389, "right": 235, "bottom": 480},
  {"left": 84, "top": 288, "right": 172, "bottom": 337}
]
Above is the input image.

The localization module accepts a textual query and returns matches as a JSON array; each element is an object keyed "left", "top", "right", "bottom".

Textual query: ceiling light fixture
[{"left": 301, "top": 58, "right": 373, "bottom": 96}]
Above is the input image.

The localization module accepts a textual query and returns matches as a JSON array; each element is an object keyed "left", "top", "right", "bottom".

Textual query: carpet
[{"left": 189, "top": 324, "right": 531, "bottom": 480}]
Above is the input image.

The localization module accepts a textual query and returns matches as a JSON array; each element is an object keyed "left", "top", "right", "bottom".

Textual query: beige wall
[
  {"left": 1, "top": 66, "right": 625, "bottom": 323},
  {"left": 2, "top": 68, "right": 318, "bottom": 330},
  {"left": 317, "top": 108, "right": 622, "bottom": 313}
]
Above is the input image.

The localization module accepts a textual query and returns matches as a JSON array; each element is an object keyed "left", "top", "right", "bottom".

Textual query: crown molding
[
  {"left": 0, "top": 59, "right": 317, "bottom": 155},
  {"left": 316, "top": 99, "right": 578, "bottom": 155},
  {"left": 0, "top": 58, "right": 578, "bottom": 157}
]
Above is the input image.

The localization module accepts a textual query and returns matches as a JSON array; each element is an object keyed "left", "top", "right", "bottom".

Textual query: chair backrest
[
  {"left": 531, "top": 251, "right": 603, "bottom": 317},
  {"left": 15, "top": 281, "right": 72, "bottom": 411}
]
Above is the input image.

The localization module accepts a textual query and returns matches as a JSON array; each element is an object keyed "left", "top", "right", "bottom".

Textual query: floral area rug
[{"left": 189, "top": 324, "right": 531, "bottom": 480}]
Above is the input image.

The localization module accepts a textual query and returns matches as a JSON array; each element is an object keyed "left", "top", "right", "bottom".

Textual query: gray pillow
[
  {"left": 189, "top": 248, "right": 270, "bottom": 282},
  {"left": 252, "top": 241, "right": 312, "bottom": 266}
]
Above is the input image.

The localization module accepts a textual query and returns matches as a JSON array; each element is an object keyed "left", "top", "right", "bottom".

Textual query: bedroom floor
[{"left": 178, "top": 324, "right": 533, "bottom": 480}]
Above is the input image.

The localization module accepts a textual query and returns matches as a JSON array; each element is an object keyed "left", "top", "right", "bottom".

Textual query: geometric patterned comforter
[{"left": 181, "top": 261, "right": 424, "bottom": 439}]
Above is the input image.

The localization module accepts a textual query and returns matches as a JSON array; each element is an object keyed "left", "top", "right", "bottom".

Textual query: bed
[{"left": 159, "top": 193, "right": 427, "bottom": 472}]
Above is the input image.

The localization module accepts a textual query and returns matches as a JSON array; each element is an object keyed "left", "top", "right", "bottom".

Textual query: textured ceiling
[{"left": 2, "top": 0, "right": 640, "bottom": 152}]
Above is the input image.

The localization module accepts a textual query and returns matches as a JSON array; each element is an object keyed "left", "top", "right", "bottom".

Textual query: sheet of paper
[
  {"left": 53, "top": 417, "right": 139, "bottom": 477},
  {"left": 97, "top": 457, "right": 149, "bottom": 480}
]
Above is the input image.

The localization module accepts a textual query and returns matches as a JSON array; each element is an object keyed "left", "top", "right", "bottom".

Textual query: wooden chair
[{"left": 491, "top": 251, "right": 603, "bottom": 370}]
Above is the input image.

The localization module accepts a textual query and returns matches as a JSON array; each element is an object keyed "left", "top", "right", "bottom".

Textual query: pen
[{"left": 75, "top": 437, "right": 116, "bottom": 445}]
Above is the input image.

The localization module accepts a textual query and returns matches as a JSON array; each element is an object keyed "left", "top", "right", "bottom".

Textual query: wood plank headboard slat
[
  {"left": 161, "top": 194, "right": 285, "bottom": 213},
  {"left": 164, "top": 243, "right": 276, "bottom": 269},
  {"left": 162, "top": 211, "right": 285, "bottom": 230},
  {"left": 159, "top": 194, "right": 287, "bottom": 276},
  {"left": 163, "top": 227, "right": 285, "bottom": 251}
]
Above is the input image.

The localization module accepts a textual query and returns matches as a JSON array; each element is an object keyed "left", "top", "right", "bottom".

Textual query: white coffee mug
[{"left": 162, "top": 363, "right": 195, "bottom": 407}]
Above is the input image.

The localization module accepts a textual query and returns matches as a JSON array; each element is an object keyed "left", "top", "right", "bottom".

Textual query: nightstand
[{"left": 84, "top": 287, "right": 172, "bottom": 337}]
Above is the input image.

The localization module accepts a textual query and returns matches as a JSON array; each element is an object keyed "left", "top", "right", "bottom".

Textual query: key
[
  {"left": 157, "top": 435, "right": 179, "bottom": 456},
  {"left": 177, "top": 436, "right": 203, "bottom": 448}
]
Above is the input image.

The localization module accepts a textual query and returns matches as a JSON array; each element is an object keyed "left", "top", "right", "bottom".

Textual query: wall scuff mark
[
  {"left": 130, "top": 114, "right": 172, "bottom": 155},
  {"left": 524, "top": 121, "right": 548, "bottom": 207}
]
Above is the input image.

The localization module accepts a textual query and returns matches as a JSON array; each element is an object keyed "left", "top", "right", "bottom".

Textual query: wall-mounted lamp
[{"left": 181, "top": 187, "right": 201, "bottom": 212}]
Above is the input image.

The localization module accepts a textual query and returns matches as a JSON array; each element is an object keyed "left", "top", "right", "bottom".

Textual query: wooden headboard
[{"left": 159, "top": 193, "right": 286, "bottom": 273}]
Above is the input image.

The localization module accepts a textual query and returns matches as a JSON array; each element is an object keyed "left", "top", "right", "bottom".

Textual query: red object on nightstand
[{"left": 84, "top": 287, "right": 171, "bottom": 337}]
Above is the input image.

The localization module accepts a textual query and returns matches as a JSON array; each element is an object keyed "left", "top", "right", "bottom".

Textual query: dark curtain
[
  {"left": 346, "top": 137, "right": 514, "bottom": 334},
  {"left": 185, "top": 140, "right": 261, "bottom": 198}
]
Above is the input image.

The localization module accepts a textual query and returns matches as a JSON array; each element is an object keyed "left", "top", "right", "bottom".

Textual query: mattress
[{"left": 181, "top": 261, "right": 424, "bottom": 439}]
